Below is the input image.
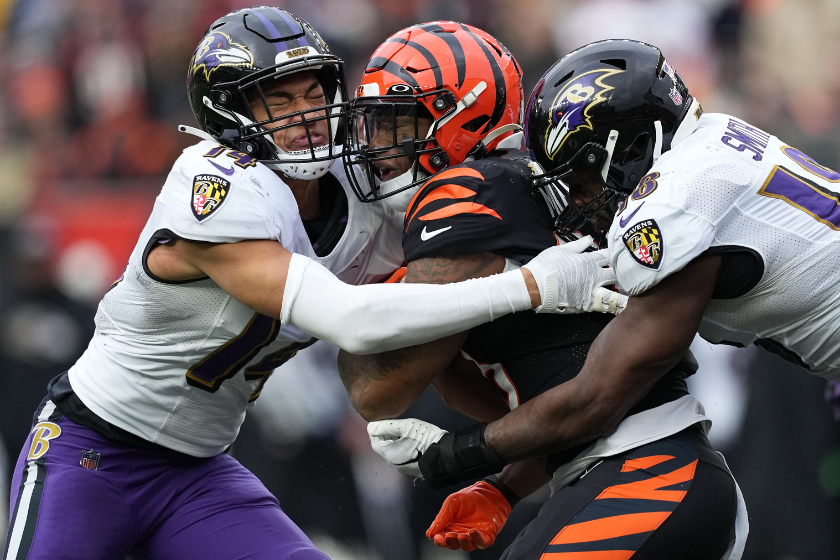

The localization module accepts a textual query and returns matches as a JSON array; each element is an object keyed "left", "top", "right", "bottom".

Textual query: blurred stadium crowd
[{"left": 0, "top": 0, "right": 839, "bottom": 558}]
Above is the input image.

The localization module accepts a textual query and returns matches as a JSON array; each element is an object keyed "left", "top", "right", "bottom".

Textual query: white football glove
[
  {"left": 522, "top": 236, "right": 625, "bottom": 315},
  {"left": 367, "top": 418, "right": 447, "bottom": 478}
]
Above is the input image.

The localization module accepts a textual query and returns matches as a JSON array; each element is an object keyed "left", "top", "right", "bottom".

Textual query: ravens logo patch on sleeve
[
  {"left": 622, "top": 219, "right": 664, "bottom": 269},
  {"left": 192, "top": 174, "right": 231, "bottom": 222}
]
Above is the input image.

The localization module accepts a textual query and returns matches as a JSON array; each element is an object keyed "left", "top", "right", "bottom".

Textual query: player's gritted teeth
[
  {"left": 289, "top": 132, "right": 326, "bottom": 150},
  {"left": 246, "top": 70, "right": 330, "bottom": 154}
]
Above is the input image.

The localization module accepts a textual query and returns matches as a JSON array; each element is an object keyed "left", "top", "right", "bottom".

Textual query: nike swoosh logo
[
  {"left": 209, "top": 160, "right": 235, "bottom": 176},
  {"left": 420, "top": 225, "right": 452, "bottom": 241},
  {"left": 619, "top": 201, "right": 645, "bottom": 228}
]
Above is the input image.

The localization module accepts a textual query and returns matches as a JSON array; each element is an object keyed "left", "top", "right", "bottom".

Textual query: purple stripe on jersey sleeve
[
  {"left": 782, "top": 146, "right": 840, "bottom": 183},
  {"left": 760, "top": 167, "right": 840, "bottom": 229}
]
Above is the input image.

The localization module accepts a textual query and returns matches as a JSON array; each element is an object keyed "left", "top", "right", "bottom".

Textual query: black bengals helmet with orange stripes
[{"left": 343, "top": 22, "right": 524, "bottom": 206}]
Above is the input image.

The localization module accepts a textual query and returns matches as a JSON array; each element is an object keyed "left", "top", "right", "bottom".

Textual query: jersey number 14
[{"left": 186, "top": 313, "right": 316, "bottom": 402}]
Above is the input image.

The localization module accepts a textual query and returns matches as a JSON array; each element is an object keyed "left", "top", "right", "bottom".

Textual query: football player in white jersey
[
  {"left": 506, "top": 38, "right": 840, "bottom": 449},
  {"left": 1, "top": 10, "right": 618, "bottom": 560},
  {"left": 371, "top": 38, "right": 840, "bottom": 529}
]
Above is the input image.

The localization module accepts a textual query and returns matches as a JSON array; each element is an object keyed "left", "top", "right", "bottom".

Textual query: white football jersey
[
  {"left": 608, "top": 113, "right": 840, "bottom": 381},
  {"left": 69, "top": 141, "right": 404, "bottom": 456}
]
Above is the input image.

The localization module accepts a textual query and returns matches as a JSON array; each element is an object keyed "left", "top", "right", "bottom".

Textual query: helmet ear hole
[
  {"left": 206, "top": 121, "right": 224, "bottom": 138},
  {"left": 462, "top": 114, "right": 490, "bottom": 133},
  {"left": 214, "top": 90, "right": 233, "bottom": 106},
  {"left": 621, "top": 132, "right": 649, "bottom": 164},
  {"left": 427, "top": 151, "right": 449, "bottom": 170}
]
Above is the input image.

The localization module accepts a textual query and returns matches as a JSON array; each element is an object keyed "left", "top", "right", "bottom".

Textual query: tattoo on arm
[
  {"left": 338, "top": 252, "right": 505, "bottom": 419},
  {"left": 407, "top": 253, "right": 505, "bottom": 285},
  {"left": 338, "top": 345, "right": 418, "bottom": 387}
]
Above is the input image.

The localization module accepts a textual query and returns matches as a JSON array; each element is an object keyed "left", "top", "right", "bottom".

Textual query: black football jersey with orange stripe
[
  {"left": 403, "top": 157, "right": 556, "bottom": 263},
  {"left": 403, "top": 156, "right": 693, "bottom": 466}
]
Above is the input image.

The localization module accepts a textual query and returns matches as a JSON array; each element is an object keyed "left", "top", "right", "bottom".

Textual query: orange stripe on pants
[
  {"left": 549, "top": 511, "right": 672, "bottom": 545},
  {"left": 597, "top": 460, "right": 698, "bottom": 502},
  {"left": 540, "top": 549, "right": 636, "bottom": 560},
  {"left": 619, "top": 455, "right": 674, "bottom": 473}
]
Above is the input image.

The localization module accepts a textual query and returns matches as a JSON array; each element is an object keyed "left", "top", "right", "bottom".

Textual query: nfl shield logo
[
  {"left": 80, "top": 449, "right": 101, "bottom": 470},
  {"left": 669, "top": 86, "right": 683, "bottom": 106}
]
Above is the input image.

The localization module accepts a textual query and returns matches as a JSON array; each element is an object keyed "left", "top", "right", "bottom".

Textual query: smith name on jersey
[
  {"left": 67, "top": 140, "right": 404, "bottom": 457},
  {"left": 404, "top": 157, "right": 703, "bottom": 474},
  {"left": 609, "top": 113, "right": 840, "bottom": 381}
]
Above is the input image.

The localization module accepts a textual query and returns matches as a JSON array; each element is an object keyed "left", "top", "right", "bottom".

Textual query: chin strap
[
  {"left": 431, "top": 81, "right": 487, "bottom": 137},
  {"left": 652, "top": 120, "right": 663, "bottom": 164},
  {"left": 177, "top": 125, "right": 217, "bottom": 143},
  {"left": 480, "top": 124, "right": 523, "bottom": 152},
  {"left": 600, "top": 130, "right": 619, "bottom": 182}
]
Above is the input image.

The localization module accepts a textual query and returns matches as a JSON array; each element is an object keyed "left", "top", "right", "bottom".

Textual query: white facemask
[
  {"left": 189, "top": 90, "right": 342, "bottom": 181},
  {"left": 264, "top": 144, "right": 336, "bottom": 180},
  {"left": 376, "top": 167, "right": 429, "bottom": 214}
]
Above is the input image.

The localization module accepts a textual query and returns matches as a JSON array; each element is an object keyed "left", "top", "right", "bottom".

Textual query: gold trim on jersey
[{"left": 758, "top": 165, "right": 840, "bottom": 232}]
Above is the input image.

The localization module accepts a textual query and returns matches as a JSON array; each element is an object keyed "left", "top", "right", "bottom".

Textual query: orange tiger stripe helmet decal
[
  {"left": 366, "top": 21, "right": 522, "bottom": 168},
  {"left": 345, "top": 21, "right": 523, "bottom": 202}
]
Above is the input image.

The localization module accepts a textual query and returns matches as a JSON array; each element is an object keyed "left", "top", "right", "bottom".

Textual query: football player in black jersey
[{"left": 339, "top": 26, "right": 744, "bottom": 560}]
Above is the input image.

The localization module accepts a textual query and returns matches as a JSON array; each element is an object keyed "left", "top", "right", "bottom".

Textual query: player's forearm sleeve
[{"left": 281, "top": 253, "right": 532, "bottom": 354}]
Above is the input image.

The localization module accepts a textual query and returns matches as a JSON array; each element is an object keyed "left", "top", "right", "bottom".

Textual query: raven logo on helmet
[
  {"left": 544, "top": 68, "right": 622, "bottom": 160},
  {"left": 191, "top": 32, "right": 254, "bottom": 81}
]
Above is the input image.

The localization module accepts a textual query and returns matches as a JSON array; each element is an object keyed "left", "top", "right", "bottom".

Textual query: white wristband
[{"left": 282, "top": 254, "right": 532, "bottom": 354}]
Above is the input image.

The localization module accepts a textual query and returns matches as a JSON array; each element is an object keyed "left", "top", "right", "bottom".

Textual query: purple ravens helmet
[
  {"left": 526, "top": 40, "right": 697, "bottom": 245},
  {"left": 187, "top": 7, "right": 347, "bottom": 179}
]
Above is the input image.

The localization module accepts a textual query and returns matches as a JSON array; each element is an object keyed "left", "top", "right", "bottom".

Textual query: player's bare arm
[
  {"left": 485, "top": 254, "right": 722, "bottom": 462},
  {"left": 147, "top": 238, "right": 293, "bottom": 318},
  {"left": 338, "top": 252, "right": 507, "bottom": 421},
  {"left": 430, "top": 352, "right": 511, "bottom": 423},
  {"left": 337, "top": 334, "right": 469, "bottom": 421}
]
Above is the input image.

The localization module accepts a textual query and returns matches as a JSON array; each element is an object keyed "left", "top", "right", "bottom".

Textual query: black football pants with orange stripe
[{"left": 500, "top": 425, "right": 737, "bottom": 560}]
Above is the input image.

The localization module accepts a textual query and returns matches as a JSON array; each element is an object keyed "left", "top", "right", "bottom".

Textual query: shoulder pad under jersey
[
  {"left": 156, "top": 141, "right": 300, "bottom": 244},
  {"left": 403, "top": 158, "right": 556, "bottom": 263},
  {"left": 607, "top": 165, "right": 715, "bottom": 295}
]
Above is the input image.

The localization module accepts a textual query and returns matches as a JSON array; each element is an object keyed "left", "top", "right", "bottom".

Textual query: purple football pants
[{"left": 3, "top": 399, "right": 329, "bottom": 560}]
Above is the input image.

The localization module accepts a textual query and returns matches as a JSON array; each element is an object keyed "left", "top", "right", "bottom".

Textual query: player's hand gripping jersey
[
  {"left": 67, "top": 141, "right": 404, "bottom": 456},
  {"left": 609, "top": 114, "right": 840, "bottom": 381},
  {"left": 403, "top": 157, "right": 707, "bottom": 480}
]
